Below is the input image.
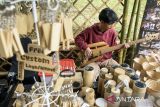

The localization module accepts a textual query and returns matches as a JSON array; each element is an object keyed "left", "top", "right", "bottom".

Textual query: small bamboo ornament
[
  {"left": 105, "top": 73, "right": 113, "bottom": 80},
  {"left": 16, "top": 83, "right": 24, "bottom": 93},
  {"left": 117, "top": 75, "right": 130, "bottom": 84},
  {"left": 123, "top": 87, "right": 133, "bottom": 97}
]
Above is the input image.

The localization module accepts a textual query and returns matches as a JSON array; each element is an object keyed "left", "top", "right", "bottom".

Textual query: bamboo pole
[
  {"left": 130, "top": 0, "right": 146, "bottom": 64},
  {"left": 122, "top": 0, "right": 140, "bottom": 62},
  {"left": 118, "top": 0, "right": 130, "bottom": 64}
]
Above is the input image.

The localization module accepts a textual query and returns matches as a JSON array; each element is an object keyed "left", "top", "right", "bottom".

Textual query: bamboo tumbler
[
  {"left": 117, "top": 75, "right": 130, "bottom": 84},
  {"left": 83, "top": 66, "right": 94, "bottom": 87},
  {"left": 85, "top": 88, "right": 95, "bottom": 106},
  {"left": 98, "top": 74, "right": 104, "bottom": 94},
  {"left": 104, "top": 80, "right": 116, "bottom": 99},
  {"left": 98, "top": 68, "right": 108, "bottom": 94},
  {"left": 120, "top": 87, "right": 133, "bottom": 107},
  {"left": 133, "top": 81, "right": 146, "bottom": 98},
  {"left": 105, "top": 73, "right": 113, "bottom": 80},
  {"left": 108, "top": 87, "right": 120, "bottom": 107},
  {"left": 123, "top": 87, "right": 133, "bottom": 97},
  {"left": 114, "top": 68, "right": 125, "bottom": 82}
]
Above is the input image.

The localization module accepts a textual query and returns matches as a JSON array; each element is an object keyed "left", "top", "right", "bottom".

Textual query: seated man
[{"left": 75, "top": 8, "right": 129, "bottom": 78}]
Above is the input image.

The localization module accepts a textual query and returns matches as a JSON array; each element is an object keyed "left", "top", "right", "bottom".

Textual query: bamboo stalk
[
  {"left": 122, "top": 0, "right": 140, "bottom": 62},
  {"left": 130, "top": 0, "right": 146, "bottom": 64},
  {"left": 118, "top": 0, "right": 130, "bottom": 64}
]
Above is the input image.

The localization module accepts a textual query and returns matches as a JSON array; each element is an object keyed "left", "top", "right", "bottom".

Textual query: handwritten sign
[
  {"left": 17, "top": 53, "right": 57, "bottom": 74},
  {"left": 28, "top": 44, "right": 51, "bottom": 55}
]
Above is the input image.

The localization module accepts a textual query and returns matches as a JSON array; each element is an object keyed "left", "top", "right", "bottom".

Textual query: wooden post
[
  {"left": 118, "top": 0, "right": 130, "bottom": 64},
  {"left": 130, "top": 0, "right": 147, "bottom": 64},
  {"left": 122, "top": 0, "right": 140, "bottom": 63}
]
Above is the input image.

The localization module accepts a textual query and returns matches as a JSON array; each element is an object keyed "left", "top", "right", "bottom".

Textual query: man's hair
[{"left": 99, "top": 8, "right": 118, "bottom": 24}]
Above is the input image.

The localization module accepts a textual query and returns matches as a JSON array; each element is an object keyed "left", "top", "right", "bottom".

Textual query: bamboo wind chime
[{"left": 0, "top": 4, "right": 25, "bottom": 58}]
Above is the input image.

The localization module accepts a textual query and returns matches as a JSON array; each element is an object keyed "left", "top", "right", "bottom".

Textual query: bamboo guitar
[{"left": 80, "top": 33, "right": 160, "bottom": 67}]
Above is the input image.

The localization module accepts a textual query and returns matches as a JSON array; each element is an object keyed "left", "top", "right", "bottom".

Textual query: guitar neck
[{"left": 92, "top": 38, "right": 146, "bottom": 57}]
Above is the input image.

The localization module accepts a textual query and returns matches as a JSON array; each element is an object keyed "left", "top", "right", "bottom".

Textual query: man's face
[{"left": 101, "top": 21, "right": 115, "bottom": 31}]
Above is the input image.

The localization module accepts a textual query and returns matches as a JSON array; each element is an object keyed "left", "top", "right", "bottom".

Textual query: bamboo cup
[
  {"left": 85, "top": 88, "right": 95, "bottom": 106},
  {"left": 114, "top": 68, "right": 125, "bottom": 82},
  {"left": 83, "top": 66, "right": 94, "bottom": 87},
  {"left": 108, "top": 87, "right": 120, "bottom": 107},
  {"left": 133, "top": 81, "right": 146, "bottom": 98}
]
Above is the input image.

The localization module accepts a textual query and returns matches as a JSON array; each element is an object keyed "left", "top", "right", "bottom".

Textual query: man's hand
[
  {"left": 124, "top": 43, "right": 130, "bottom": 48},
  {"left": 85, "top": 47, "right": 92, "bottom": 58}
]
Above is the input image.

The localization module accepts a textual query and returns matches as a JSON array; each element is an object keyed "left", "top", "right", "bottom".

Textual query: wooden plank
[
  {"left": 49, "top": 23, "right": 62, "bottom": 51},
  {"left": 53, "top": 77, "right": 64, "bottom": 92}
]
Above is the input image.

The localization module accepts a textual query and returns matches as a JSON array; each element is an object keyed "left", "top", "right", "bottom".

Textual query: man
[{"left": 75, "top": 8, "right": 129, "bottom": 68}]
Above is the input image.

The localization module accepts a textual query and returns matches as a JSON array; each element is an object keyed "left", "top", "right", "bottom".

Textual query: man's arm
[{"left": 75, "top": 31, "right": 88, "bottom": 50}]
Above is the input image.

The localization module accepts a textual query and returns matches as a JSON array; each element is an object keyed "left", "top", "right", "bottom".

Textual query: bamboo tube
[
  {"left": 133, "top": 81, "right": 146, "bottom": 98},
  {"left": 108, "top": 87, "right": 121, "bottom": 107},
  {"left": 83, "top": 66, "right": 95, "bottom": 87},
  {"left": 122, "top": 0, "right": 140, "bottom": 62},
  {"left": 131, "top": 0, "right": 146, "bottom": 64},
  {"left": 118, "top": 0, "right": 130, "bottom": 64},
  {"left": 85, "top": 88, "right": 95, "bottom": 106},
  {"left": 113, "top": 68, "right": 126, "bottom": 81}
]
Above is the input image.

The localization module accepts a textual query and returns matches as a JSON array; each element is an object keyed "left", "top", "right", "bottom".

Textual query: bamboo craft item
[
  {"left": 0, "top": 29, "right": 10, "bottom": 58},
  {"left": 108, "top": 87, "right": 120, "bottom": 107},
  {"left": 133, "top": 81, "right": 146, "bottom": 98},
  {"left": 83, "top": 66, "right": 95, "bottom": 87},
  {"left": 113, "top": 68, "right": 126, "bottom": 82},
  {"left": 104, "top": 80, "right": 116, "bottom": 99},
  {"left": 85, "top": 88, "right": 95, "bottom": 106},
  {"left": 49, "top": 23, "right": 62, "bottom": 51},
  {"left": 12, "top": 28, "right": 25, "bottom": 56}
]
